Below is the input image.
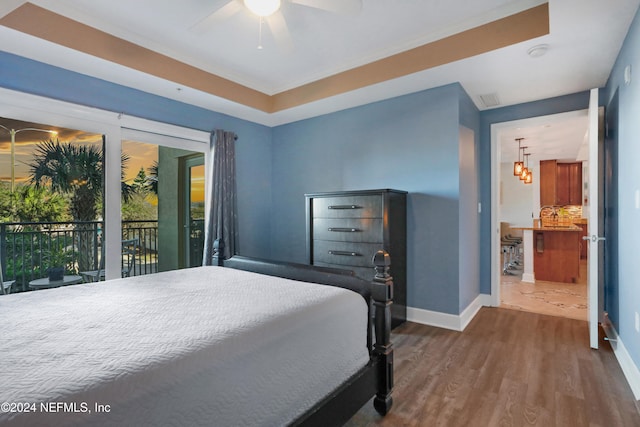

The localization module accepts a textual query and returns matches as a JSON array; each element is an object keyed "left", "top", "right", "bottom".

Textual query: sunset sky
[
  {"left": 1, "top": 116, "right": 205, "bottom": 203},
  {"left": 1, "top": 117, "right": 157, "bottom": 186}
]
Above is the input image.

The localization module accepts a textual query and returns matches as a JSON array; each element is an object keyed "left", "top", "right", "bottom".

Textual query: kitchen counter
[
  {"left": 513, "top": 225, "right": 582, "bottom": 284},
  {"left": 517, "top": 225, "right": 582, "bottom": 232}
]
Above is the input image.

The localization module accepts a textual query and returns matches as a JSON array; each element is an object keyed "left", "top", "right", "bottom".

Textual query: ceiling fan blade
[
  {"left": 289, "top": 0, "right": 362, "bottom": 15},
  {"left": 190, "top": 0, "right": 243, "bottom": 34},
  {"left": 266, "top": 11, "right": 294, "bottom": 52}
]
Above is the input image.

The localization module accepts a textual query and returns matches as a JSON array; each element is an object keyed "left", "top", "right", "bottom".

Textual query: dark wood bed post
[
  {"left": 372, "top": 250, "right": 394, "bottom": 415},
  {"left": 212, "top": 239, "right": 224, "bottom": 266}
]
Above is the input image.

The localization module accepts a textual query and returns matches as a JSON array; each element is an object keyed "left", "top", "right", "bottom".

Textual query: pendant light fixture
[
  {"left": 513, "top": 138, "right": 525, "bottom": 176},
  {"left": 519, "top": 152, "right": 529, "bottom": 181},
  {"left": 524, "top": 168, "right": 533, "bottom": 184},
  {"left": 524, "top": 153, "right": 533, "bottom": 184},
  {"left": 520, "top": 153, "right": 531, "bottom": 182}
]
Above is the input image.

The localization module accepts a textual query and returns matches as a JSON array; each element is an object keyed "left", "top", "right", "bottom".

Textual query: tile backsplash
[{"left": 540, "top": 205, "right": 583, "bottom": 226}]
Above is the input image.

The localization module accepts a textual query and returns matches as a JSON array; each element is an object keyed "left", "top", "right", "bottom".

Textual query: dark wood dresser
[{"left": 305, "top": 189, "right": 407, "bottom": 328}]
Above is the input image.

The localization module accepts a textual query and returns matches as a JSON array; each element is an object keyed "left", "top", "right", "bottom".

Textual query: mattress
[{"left": 0, "top": 266, "right": 370, "bottom": 427}]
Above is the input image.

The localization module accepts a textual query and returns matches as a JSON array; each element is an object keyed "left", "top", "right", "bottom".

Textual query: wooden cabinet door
[
  {"left": 568, "top": 162, "right": 583, "bottom": 205},
  {"left": 539, "top": 160, "right": 557, "bottom": 206},
  {"left": 540, "top": 160, "right": 583, "bottom": 206},
  {"left": 556, "top": 163, "right": 571, "bottom": 205}
]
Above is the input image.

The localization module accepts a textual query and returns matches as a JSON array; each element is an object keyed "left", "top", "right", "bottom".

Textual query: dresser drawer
[
  {"left": 313, "top": 262, "right": 375, "bottom": 281},
  {"left": 312, "top": 195, "right": 382, "bottom": 219},
  {"left": 313, "top": 240, "right": 383, "bottom": 268},
  {"left": 312, "top": 218, "right": 383, "bottom": 243}
]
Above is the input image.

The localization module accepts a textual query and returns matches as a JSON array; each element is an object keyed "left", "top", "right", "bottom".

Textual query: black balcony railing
[
  {"left": 0, "top": 220, "right": 159, "bottom": 292},
  {"left": 122, "top": 220, "right": 159, "bottom": 277}
]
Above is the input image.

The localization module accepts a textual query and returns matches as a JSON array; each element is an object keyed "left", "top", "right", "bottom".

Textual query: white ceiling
[
  {"left": 0, "top": 0, "right": 638, "bottom": 154},
  {"left": 498, "top": 109, "right": 589, "bottom": 165}
]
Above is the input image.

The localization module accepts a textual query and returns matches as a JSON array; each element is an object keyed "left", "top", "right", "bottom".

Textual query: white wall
[{"left": 500, "top": 162, "right": 535, "bottom": 227}]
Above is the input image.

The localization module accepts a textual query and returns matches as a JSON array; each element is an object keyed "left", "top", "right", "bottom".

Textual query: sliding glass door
[
  {"left": 121, "top": 131, "right": 208, "bottom": 273},
  {"left": 1, "top": 89, "right": 210, "bottom": 286}
]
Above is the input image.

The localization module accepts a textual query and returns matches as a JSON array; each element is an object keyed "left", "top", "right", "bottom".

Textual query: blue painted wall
[
  {"left": 0, "top": 51, "right": 274, "bottom": 258},
  {"left": 1, "top": 50, "right": 487, "bottom": 315},
  {"left": 602, "top": 5, "right": 640, "bottom": 370},
  {"left": 458, "top": 89, "right": 481, "bottom": 311},
  {"left": 271, "top": 83, "right": 481, "bottom": 314}
]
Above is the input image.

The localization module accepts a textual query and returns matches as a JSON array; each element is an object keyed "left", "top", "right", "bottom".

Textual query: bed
[{"left": 0, "top": 242, "right": 393, "bottom": 426}]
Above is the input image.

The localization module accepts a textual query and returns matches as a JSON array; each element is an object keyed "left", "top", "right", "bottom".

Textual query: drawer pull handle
[
  {"left": 328, "top": 205, "right": 361, "bottom": 210},
  {"left": 328, "top": 227, "right": 361, "bottom": 232},
  {"left": 328, "top": 250, "right": 362, "bottom": 257}
]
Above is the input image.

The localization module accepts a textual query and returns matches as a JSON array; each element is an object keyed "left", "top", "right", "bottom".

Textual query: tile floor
[{"left": 500, "top": 257, "right": 588, "bottom": 321}]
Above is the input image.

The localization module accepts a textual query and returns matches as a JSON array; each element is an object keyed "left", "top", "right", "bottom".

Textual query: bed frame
[{"left": 211, "top": 239, "right": 394, "bottom": 426}]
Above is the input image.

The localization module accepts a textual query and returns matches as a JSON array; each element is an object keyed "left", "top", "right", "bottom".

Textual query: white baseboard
[
  {"left": 407, "top": 294, "right": 491, "bottom": 332},
  {"left": 602, "top": 317, "right": 640, "bottom": 400}
]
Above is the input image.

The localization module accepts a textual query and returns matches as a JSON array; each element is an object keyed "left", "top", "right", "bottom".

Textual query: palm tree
[
  {"left": 147, "top": 161, "right": 158, "bottom": 195},
  {"left": 28, "top": 138, "right": 132, "bottom": 271}
]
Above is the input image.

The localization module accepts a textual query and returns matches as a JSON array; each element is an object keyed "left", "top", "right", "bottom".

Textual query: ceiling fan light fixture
[{"left": 244, "top": 0, "right": 281, "bottom": 17}]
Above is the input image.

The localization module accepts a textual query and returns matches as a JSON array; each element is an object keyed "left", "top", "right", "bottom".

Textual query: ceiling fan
[{"left": 191, "top": 0, "right": 363, "bottom": 50}]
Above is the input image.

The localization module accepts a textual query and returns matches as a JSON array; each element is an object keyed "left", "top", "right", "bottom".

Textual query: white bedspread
[{"left": 0, "top": 266, "right": 370, "bottom": 427}]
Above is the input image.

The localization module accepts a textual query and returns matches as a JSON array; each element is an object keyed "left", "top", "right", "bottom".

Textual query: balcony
[{"left": 0, "top": 219, "right": 206, "bottom": 293}]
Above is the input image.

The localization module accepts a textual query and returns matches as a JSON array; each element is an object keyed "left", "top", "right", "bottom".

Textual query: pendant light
[
  {"left": 524, "top": 153, "right": 533, "bottom": 184},
  {"left": 513, "top": 138, "right": 525, "bottom": 176},
  {"left": 524, "top": 168, "right": 533, "bottom": 184},
  {"left": 519, "top": 152, "right": 529, "bottom": 180},
  {"left": 520, "top": 153, "right": 531, "bottom": 182}
]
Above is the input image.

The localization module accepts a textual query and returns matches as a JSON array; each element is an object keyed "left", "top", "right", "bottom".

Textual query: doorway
[
  {"left": 120, "top": 131, "right": 208, "bottom": 273},
  {"left": 491, "top": 110, "right": 590, "bottom": 321}
]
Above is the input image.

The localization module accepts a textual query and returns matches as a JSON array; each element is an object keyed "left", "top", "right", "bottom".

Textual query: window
[{"left": 0, "top": 88, "right": 209, "bottom": 290}]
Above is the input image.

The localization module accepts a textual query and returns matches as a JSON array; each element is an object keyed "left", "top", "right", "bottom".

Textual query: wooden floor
[{"left": 346, "top": 308, "right": 640, "bottom": 427}]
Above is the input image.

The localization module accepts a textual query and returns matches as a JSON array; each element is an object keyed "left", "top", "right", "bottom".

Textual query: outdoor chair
[
  {"left": 1, "top": 248, "right": 15, "bottom": 295},
  {"left": 80, "top": 239, "right": 138, "bottom": 282}
]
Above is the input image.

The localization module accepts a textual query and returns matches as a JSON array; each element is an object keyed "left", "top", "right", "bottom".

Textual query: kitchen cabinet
[
  {"left": 540, "top": 160, "right": 582, "bottom": 206},
  {"left": 573, "top": 220, "right": 589, "bottom": 259},
  {"left": 540, "top": 160, "right": 557, "bottom": 206},
  {"left": 556, "top": 162, "right": 582, "bottom": 205},
  {"left": 533, "top": 227, "right": 582, "bottom": 283}
]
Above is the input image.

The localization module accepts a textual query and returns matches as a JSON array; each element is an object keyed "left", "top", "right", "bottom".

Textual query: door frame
[
  {"left": 183, "top": 155, "right": 205, "bottom": 268},
  {"left": 490, "top": 109, "right": 590, "bottom": 308}
]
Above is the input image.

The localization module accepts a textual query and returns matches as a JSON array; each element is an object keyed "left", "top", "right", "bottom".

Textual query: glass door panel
[
  {"left": 0, "top": 116, "right": 104, "bottom": 291},
  {"left": 121, "top": 139, "right": 206, "bottom": 274},
  {"left": 185, "top": 158, "right": 205, "bottom": 268}
]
